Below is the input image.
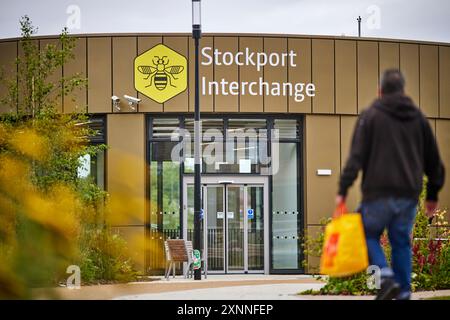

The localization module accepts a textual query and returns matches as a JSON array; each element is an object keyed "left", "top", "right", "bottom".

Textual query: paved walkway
[
  {"left": 32, "top": 275, "right": 450, "bottom": 300},
  {"left": 33, "top": 275, "right": 322, "bottom": 300}
]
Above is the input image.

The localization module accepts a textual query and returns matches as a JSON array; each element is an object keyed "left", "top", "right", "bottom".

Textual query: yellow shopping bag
[{"left": 320, "top": 204, "right": 369, "bottom": 277}]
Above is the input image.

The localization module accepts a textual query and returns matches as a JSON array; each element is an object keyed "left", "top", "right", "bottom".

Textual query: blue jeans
[{"left": 359, "top": 197, "right": 417, "bottom": 295}]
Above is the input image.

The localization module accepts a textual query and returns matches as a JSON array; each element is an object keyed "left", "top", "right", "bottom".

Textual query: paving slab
[{"left": 32, "top": 274, "right": 450, "bottom": 300}]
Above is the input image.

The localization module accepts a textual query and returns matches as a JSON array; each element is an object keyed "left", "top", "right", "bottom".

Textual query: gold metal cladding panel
[
  {"left": 357, "top": 41, "right": 379, "bottom": 113},
  {"left": 436, "top": 120, "right": 450, "bottom": 220},
  {"left": 264, "top": 37, "right": 288, "bottom": 113},
  {"left": 112, "top": 37, "right": 137, "bottom": 114},
  {"left": 138, "top": 36, "right": 163, "bottom": 112},
  {"left": 64, "top": 37, "right": 87, "bottom": 113},
  {"left": 400, "top": 43, "right": 420, "bottom": 106},
  {"left": 335, "top": 40, "right": 357, "bottom": 115},
  {"left": 312, "top": 39, "right": 334, "bottom": 114},
  {"left": 189, "top": 36, "right": 214, "bottom": 112},
  {"left": 379, "top": 42, "right": 399, "bottom": 78},
  {"left": 214, "top": 37, "right": 239, "bottom": 112},
  {"left": 1, "top": 36, "right": 448, "bottom": 118},
  {"left": 107, "top": 114, "right": 145, "bottom": 226},
  {"left": 306, "top": 115, "right": 340, "bottom": 224},
  {"left": 0, "top": 41, "right": 17, "bottom": 113},
  {"left": 40, "top": 39, "right": 63, "bottom": 113},
  {"left": 340, "top": 116, "right": 362, "bottom": 210},
  {"left": 288, "top": 38, "right": 311, "bottom": 114},
  {"left": 87, "top": 37, "right": 112, "bottom": 113},
  {"left": 163, "top": 37, "right": 189, "bottom": 112},
  {"left": 440, "top": 46, "right": 450, "bottom": 118},
  {"left": 239, "top": 37, "right": 263, "bottom": 113},
  {"left": 420, "top": 45, "right": 439, "bottom": 118},
  {"left": 111, "top": 226, "right": 145, "bottom": 272}
]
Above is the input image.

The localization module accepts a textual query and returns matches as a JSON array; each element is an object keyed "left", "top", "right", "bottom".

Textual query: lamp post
[
  {"left": 192, "top": 0, "right": 202, "bottom": 281},
  {"left": 357, "top": 16, "right": 362, "bottom": 37}
]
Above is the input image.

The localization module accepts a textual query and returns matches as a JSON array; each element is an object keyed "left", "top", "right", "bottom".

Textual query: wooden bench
[
  {"left": 164, "top": 239, "right": 207, "bottom": 280},
  {"left": 164, "top": 239, "right": 189, "bottom": 280}
]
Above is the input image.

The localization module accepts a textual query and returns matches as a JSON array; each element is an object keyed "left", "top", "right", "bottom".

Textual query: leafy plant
[{"left": 0, "top": 16, "right": 137, "bottom": 298}]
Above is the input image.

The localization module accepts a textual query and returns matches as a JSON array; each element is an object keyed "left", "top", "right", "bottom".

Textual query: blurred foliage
[
  {"left": 301, "top": 179, "right": 449, "bottom": 295},
  {"left": 411, "top": 179, "right": 450, "bottom": 291},
  {"left": 0, "top": 16, "right": 137, "bottom": 299}
]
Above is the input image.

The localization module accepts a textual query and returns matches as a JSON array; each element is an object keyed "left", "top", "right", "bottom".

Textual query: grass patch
[{"left": 424, "top": 296, "right": 450, "bottom": 300}]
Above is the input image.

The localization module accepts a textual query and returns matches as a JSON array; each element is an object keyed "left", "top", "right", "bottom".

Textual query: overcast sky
[{"left": 0, "top": 0, "right": 449, "bottom": 43}]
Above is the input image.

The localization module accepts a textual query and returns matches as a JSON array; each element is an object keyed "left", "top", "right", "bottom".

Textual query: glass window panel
[
  {"left": 274, "top": 119, "right": 299, "bottom": 140},
  {"left": 227, "top": 186, "right": 244, "bottom": 271},
  {"left": 78, "top": 150, "right": 105, "bottom": 190},
  {"left": 227, "top": 119, "right": 266, "bottom": 133},
  {"left": 206, "top": 186, "right": 224, "bottom": 271},
  {"left": 150, "top": 161, "right": 158, "bottom": 229},
  {"left": 88, "top": 116, "right": 106, "bottom": 144},
  {"left": 271, "top": 143, "right": 300, "bottom": 269},
  {"left": 150, "top": 142, "right": 180, "bottom": 236},
  {"left": 151, "top": 141, "right": 179, "bottom": 162},
  {"left": 247, "top": 186, "right": 264, "bottom": 270},
  {"left": 162, "top": 161, "right": 180, "bottom": 230},
  {"left": 222, "top": 119, "right": 267, "bottom": 174},
  {"left": 185, "top": 118, "right": 224, "bottom": 141},
  {"left": 92, "top": 149, "right": 105, "bottom": 190},
  {"left": 152, "top": 118, "right": 180, "bottom": 139}
]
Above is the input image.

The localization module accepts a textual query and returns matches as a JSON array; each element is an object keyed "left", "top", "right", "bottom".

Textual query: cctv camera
[
  {"left": 123, "top": 95, "right": 141, "bottom": 104},
  {"left": 123, "top": 95, "right": 140, "bottom": 111},
  {"left": 111, "top": 95, "right": 121, "bottom": 111}
]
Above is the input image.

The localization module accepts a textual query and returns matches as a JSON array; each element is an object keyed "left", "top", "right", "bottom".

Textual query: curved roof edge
[{"left": 0, "top": 32, "right": 449, "bottom": 46}]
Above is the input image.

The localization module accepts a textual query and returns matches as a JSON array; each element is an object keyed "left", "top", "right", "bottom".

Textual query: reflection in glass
[{"left": 150, "top": 142, "right": 180, "bottom": 233}]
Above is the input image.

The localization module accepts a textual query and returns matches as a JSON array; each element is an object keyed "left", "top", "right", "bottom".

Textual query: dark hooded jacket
[{"left": 339, "top": 93, "right": 445, "bottom": 202}]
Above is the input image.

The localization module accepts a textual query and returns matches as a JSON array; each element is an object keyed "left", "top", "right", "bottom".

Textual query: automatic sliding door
[
  {"left": 226, "top": 186, "right": 245, "bottom": 272},
  {"left": 205, "top": 185, "right": 225, "bottom": 272},
  {"left": 247, "top": 186, "right": 264, "bottom": 271},
  {"left": 184, "top": 177, "right": 268, "bottom": 274}
]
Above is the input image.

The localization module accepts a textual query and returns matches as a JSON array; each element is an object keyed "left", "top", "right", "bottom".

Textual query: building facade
[{"left": 1, "top": 33, "right": 449, "bottom": 275}]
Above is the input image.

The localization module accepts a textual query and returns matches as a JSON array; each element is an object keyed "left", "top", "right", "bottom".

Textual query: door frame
[{"left": 182, "top": 175, "right": 269, "bottom": 275}]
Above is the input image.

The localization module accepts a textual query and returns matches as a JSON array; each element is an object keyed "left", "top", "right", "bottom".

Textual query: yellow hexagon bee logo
[{"left": 134, "top": 44, "right": 187, "bottom": 103}]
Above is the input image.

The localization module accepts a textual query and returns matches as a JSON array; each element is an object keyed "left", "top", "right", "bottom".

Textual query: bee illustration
[{"left": 137, "top": 56, "right": 184, "bottom": 90}]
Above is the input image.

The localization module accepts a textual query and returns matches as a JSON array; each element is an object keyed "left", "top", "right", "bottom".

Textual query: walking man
[{"left": 337, "top": 69, "right": 445, "bottom": 300}]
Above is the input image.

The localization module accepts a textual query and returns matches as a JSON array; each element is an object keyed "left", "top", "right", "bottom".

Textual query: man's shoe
[{"left": 375, "top": 278, "right": 401, "bottom": 300}]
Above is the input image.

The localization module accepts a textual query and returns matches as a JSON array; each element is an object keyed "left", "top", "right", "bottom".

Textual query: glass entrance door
[
  {"left": 226, "top": 185, "right": 244, "bottom": 272},
  {"left": 183, "top": 177, "right": 268, "bottom": 274}
]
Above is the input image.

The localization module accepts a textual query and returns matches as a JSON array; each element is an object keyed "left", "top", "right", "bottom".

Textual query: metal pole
[
  {"left": 193, "top": 34, "right": 202, "bottom": 281},
  {"left": 357, "top": 16, "right": 362, "bottom": 37}
]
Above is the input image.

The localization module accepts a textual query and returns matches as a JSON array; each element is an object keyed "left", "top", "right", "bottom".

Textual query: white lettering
[
  {"left": 245, "top": 48, "right": 256, "bottom": 66},
  {"left": 269, "top": 53, "right": 279, "bottom": 67},
  {"left": 223, "top": 52, "right": 234, "bottom": 65},
  {"left": 235, "top": 52, "right": 244, "bottom": 65},
  {"left": 289, "top": 50, "right": 297, "bottom": 67},
  {"left": 256, "top": 53, "right": 267, "bottom": 72},
  {"left": 201, "top": 47, "right": 213, "bottom": 65},
  {"left": 199, "top": 48, "right": 314, "bottom": 104},
  {"left": 214, "top": 48, "right": 222, "bottom": 65}
]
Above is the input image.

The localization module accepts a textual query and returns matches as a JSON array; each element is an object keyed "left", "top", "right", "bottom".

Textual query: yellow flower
[{"left": 9, "top": 128, "right": 48, "bottom": 161}]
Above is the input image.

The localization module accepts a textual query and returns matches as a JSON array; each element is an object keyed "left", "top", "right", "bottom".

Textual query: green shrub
[
  {"left": 76, "top": 177, "right": 139, "bottom": 284},
  {"left": 79, "top": 227, "right": 138, "bottom": 283}
]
